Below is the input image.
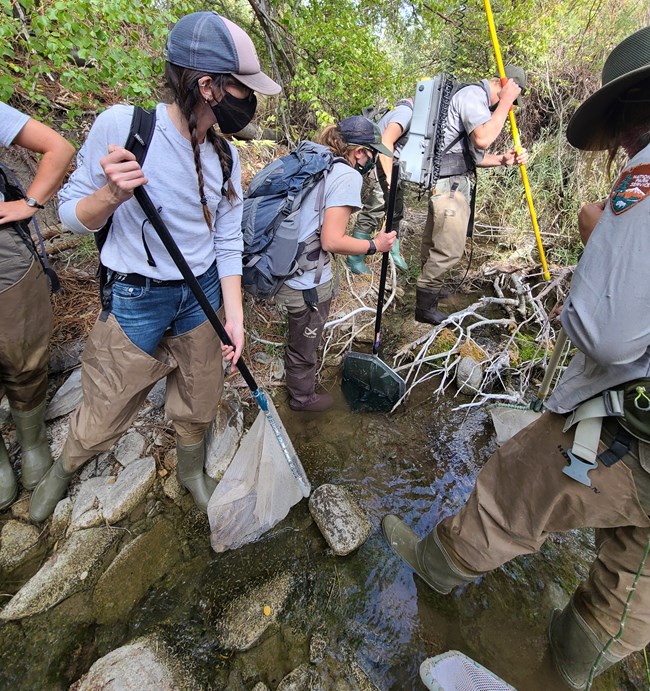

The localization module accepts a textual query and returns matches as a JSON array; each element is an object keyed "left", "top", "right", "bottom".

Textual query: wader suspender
[
  {"left": 562, "top": 390, "right": 634, "bottom": 486},
  {"left": 0, "top": 163, "right": 61, "bottom": 292}
]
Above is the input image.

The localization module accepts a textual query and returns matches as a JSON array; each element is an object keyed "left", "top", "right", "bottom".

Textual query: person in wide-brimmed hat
[{"left": 381, "top": 26, "right": 650, "bottom": 690}]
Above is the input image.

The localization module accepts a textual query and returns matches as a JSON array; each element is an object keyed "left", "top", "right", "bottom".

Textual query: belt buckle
[{"left": 563, "top": 449, "right": 598, "bottom": 487}]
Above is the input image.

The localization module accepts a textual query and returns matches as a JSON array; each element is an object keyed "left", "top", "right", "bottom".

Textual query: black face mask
[
  {"left": 211, "top": 92, "right": 257, "bottom": 134},
  {"left": 354, "top": 151, "right": 376, "bottom": 176}
]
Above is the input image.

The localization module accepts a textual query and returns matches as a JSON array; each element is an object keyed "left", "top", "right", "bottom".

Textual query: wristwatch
[
  {"left": 24, "top": 196, "right": 45, "bottom": 209},
  {"left": 366, "top": 239, "right": 377, "bottom": 256}
]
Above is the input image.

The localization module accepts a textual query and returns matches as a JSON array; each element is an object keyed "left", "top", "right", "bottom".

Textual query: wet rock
[
  {"left": 45, "top": 367, "right": 82, "bottom": 420},
  {"left": 68, "top": 458, "right": 157, "bottom": 532},
  {"left": 0, "top": 527, "right": 119, "bottom": 620},
  {"left": 205, "top": 388, "right": 244, "bottom": 481},
  {"left": 0, "top": 520, "right": 41, "bottom": 571},
  {"left": 50, "top": 496, "right": 73, "bottom": 541},
  {"left": 93, "top": 519, "right": 181, "bottom": 624},
  {"left": 114, "top": 431, "right": 147, "bottom": 467},
  {"left": 10, "top": 494, "right": 31, "bottom": 522},
  {"left": 216, "top": 571, "right": 295, "bottom": 651},
  {"left": 146, "top": 378, "right": 167, "bottom": 409},
  {"left": 277, "top": 663, "right": 319, "bottom": 690},
  {"left": 309, "top": 632, "right": 328, "bottom": 664},
  {"left": 308, "top": 484, "right": 371, "bottom": 556},
  {"left": 163, "top": 471, "right": 186, "bottom": 504},
  {"left": 73, "top": 636, "right": 191, "bottom": 690},
  {"left": 346, "top": 661, "right": 379, "bottom": 690},
  {"left": 456, "top": 356, "right": 483, "bottom": 395}
]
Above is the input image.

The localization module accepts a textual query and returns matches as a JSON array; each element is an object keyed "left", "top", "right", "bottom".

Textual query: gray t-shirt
[
  {"left": 285, "top": 161, "right": 362, "bottom": 290},
  {"left": 547, "top": 142, "right": 650, "bottom": 413},
  {"left": 0, "top": 101, "right": 33, "bottom": 288},
  {"left": 378, "top": 102, "right": 413, "bottom": 155},
  {"left": 441, "top": 80, "right": 492, "bottom": 166},
  {"left": 0, "top": 101, "right": 29, "bottom": 149},
  {"left": 59, "top": 103, "right": 243, "bottom": 281}
]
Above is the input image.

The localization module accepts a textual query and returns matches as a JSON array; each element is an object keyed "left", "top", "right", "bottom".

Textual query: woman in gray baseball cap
[{"left": 29, "top": 13, "right": 280, "bottom": 522}]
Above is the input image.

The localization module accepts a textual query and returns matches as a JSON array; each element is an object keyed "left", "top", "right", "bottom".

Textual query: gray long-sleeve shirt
[
  {"left": 547, "top": 143, "right": 650, "bottom": 413},
  {"left": 58, "top": 103, "right": 243, "bottom": 280}
]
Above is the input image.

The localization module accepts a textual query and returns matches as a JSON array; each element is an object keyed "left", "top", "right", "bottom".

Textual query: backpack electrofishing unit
[{"left": 399, "top": 74, "right": 475, "bottom": 191}]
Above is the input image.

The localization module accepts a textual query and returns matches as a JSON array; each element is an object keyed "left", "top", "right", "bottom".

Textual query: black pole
[{"left": 372, "top": 158, "right": 400, "bottom": 356}]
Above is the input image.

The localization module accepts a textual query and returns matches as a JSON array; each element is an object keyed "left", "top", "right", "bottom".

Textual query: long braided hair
[{"left": 164, "top": 63, "right": 238, "bottom": 231}]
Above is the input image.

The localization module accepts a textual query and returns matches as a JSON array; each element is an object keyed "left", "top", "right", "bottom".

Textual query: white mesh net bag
[{"left": 420, "top": 651, "right": 516, "bottom": 691}]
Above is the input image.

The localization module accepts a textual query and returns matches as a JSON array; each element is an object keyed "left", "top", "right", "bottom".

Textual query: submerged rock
[
  {"left": 0, "top": 527, "right": 119, "bottom": 620},
  {"left": 276, "top": 663, "right": 319, "bottom": 690},
  {"left": 93, "top": 519, "right": 181, "bottom": 624},
  {"left": 216, "top": 571, "right": 295, "bottom": 651},
  {"left": 308, "top": 484, "right": 371, "bottom": 556},
  {"left": 73, "top": 636, "right": 192, "bottom": 690}
]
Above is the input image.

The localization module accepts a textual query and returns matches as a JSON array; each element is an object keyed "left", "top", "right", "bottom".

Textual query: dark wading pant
[
  {"left": 0, "top": 259, "right": 53, "bottom": 411},
  {"left": 436, "top": 412, "right": 650, "bottom": 658},
  {"left": 275, "top": 282, "right": 332, "bottom": 405},
  {"left": 352, "top": 167, "right": 405, "bottom": 237}
]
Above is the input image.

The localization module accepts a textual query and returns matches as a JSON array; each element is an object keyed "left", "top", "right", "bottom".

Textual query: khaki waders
[
  {"left": 29, "top": 314, "right": 223, "bottom": 521},
  {"left": 0, "top": 258, "right": 54, "bottom": 500},
  {"left": 384, "top": 412, "right": 650, "bottom": 689}
]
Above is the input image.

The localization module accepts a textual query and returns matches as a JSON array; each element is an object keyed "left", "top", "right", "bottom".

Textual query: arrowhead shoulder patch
[{"left": 610, "top": 164, "right": 650, "bottom": 215}]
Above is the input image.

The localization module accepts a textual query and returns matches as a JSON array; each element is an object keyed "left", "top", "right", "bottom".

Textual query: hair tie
[{"left": 200, "top": 196, "right": 208, "bottom": 205}]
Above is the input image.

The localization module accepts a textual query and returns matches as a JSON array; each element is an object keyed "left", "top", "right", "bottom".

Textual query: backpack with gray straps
[{"left": 241, "top": 141, "right": 345, "bottom": 300}]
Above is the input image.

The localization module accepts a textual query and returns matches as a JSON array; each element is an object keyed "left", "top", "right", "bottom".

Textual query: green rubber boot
[
  {"left": 11, "top": 400, "right": 53, "bottom": 489},
  {"left": 548, "top": 600, "right": 622, "bottom": 690},
  {"left": 382, "top": 515, "right": 478, "bottom": 594},
  {"left": 0, "top": 436, "right": 18, "bottom": 510},
  {"left": 346, "top": 230, "right": 372, "bottom": 275},
  {"left": 29, "top": 452, "right": 75, "bottom": 523},
  {"left": 390, "top": 237, "right": 408, "bottom": 272},
  {"left": 176, "top": 438, "right": 217, "bottom": 513}
]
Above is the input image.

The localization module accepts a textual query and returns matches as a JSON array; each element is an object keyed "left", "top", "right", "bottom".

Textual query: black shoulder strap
[
  {"left": 97, "top": 105, "right": 156, "bottom": 318},
  {"left": 96, "top": 106, "right": 156, "bottom": 252}
]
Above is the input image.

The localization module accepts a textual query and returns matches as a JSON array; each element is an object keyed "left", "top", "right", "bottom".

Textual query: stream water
[
  {"left": 1, "top": 372, "right": 637, "bottom": 691},
  {"left": 0, "top": 217, "right": 642, "bottom": 689}
]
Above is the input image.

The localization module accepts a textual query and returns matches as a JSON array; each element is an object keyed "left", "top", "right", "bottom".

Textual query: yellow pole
[{"left": 482, "top": 0, "right": 551, "bottom": 280}]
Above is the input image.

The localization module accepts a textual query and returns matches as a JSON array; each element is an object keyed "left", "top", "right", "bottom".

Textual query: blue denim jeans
[{"left": 110, "top": 263, "right": 221, "bottom": 356}]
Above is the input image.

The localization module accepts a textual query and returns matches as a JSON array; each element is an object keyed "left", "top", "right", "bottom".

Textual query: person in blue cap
[
  {"left": 274, "top": 116, "right": 397, "bottom": 412},
  {"left": 29, "top": 12, "right": 281, "bottom": 521}
]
